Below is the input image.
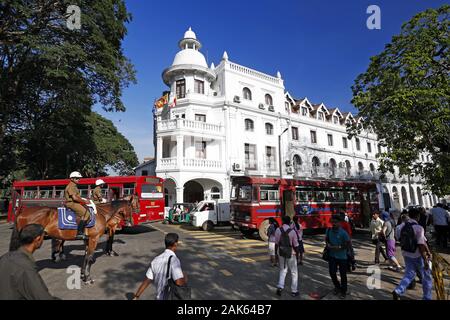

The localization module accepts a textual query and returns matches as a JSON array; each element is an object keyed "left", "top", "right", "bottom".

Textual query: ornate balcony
[
  {"left": 157, "top": 157, "right": 223, "bottom": 171},
  {"left": 157, "top": 119, "right": 224, "bottom": 136}
]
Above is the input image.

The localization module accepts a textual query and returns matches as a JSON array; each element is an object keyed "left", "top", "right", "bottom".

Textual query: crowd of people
[{"left": 1, "top": 200, "right": 449, "bottom": 300}]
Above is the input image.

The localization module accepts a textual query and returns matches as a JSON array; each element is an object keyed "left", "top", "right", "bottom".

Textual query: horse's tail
[{"left": 9, "top": 220, "right": 21, "bottom": 252}]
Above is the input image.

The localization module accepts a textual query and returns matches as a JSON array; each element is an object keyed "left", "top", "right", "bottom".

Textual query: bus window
[
  {"left": 237, "top": 185, "right": 252, "bottom": 201},
  {"left": 54, "top": 188, "right": 65, "bottom": 199},
  {"left": 345, "top": 190, "right": 358, "bottom": 202},
  {"left": 260, "top": 186, "right": 279, "bottom": 202},
  {"left": 123, "top": 184, "right": 136, "bottom": 197},
  {"left": 317, "top": 191, "right": 326, "bottom": 202},
  {"left": 39, "top": 187, "right": 53, "bottom": 199},
  {"left": 79, "top": 186, "right": 89, "bottom": 199},
  {"left": 230, "top": 185, "right": 237, "bottom": 200},
  {"left": 296, "top": 190, "right": 308, "bottom": 202},
  {"left": 141, "top": 184, "right": 163, "bottom": 199},
  {"left": 24, "top": 188, "right": 38, "bottom": 199}
]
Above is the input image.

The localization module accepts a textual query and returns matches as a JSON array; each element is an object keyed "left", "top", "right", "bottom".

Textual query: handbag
[{"left": 162, "top": 256, "right": 191, "bottom": 300}]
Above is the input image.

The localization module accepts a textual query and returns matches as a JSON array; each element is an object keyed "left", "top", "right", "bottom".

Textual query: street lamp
[{"left": 279, "top": 127, "right": 289, "bottom": 178}]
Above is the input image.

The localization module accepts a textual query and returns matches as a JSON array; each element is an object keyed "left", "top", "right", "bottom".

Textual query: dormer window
[
  {"left": 243, "top": 87, "right": 252, "bottom": 100},
  {"left": 318, "top": 112, "right": 325, "bottom": 121},
  {"left": 333, "top": 116, "right": 339, "bottom": 124},
  {"left": 302, "top": 107, "right": 308, "bottom": 116},
  {"left": 265, "top": 94, "right": 273, "bottom": 106}
]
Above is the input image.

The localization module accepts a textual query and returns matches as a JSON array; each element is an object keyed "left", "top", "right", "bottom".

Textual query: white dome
[
  {"left": 172, "top": 49, "right": 207, "bottom": 68},
  {"left": 184, "top": 27, "right": 197, "bottom": 39}
]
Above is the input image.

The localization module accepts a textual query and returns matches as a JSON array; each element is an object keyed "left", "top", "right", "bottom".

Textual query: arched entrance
[
  {"left": 392, "top": 187, "right": 401, "bottom": 211},
  {"left": 401, "top": 186, "right": 408, "bottom": 208},
  {"left": 409, "top": 186, "right": 416, "bottom": 205},
  {"left": 163, "top": 178, "right": 177, "bottom": 208},
  {"left": 184, "top": 181, "right": 205, "bottom": 203}
]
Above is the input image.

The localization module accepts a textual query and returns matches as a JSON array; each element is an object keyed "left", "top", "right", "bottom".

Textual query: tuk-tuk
[{"left": 164, "top": 203, "right": 195, "bottom": 224}]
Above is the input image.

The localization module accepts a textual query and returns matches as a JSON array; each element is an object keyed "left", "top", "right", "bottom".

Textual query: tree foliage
[
  {"left": 350, "top": 5, "right": 450, "bottom": 197},
  {"left": 0, "top": 1, "right": 137, "bottom": 186}
]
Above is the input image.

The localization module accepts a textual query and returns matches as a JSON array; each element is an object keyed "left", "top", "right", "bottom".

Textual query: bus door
[{"left": 282, "top": 189, "right": 295, "bottom": 219}]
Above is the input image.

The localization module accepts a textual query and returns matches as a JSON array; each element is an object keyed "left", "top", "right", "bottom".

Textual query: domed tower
[{"left": 162, "top": 28, "right": 216, "bottom": 97}]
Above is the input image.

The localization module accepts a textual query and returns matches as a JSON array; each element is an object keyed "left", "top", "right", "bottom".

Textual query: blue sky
[{"left": 94, "top": 0, "right": 448, "bottom": 163}]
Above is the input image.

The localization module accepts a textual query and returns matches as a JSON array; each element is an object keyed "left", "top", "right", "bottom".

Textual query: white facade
[{"left": 153, "top": 28, "right": 440, "bottom": 210}]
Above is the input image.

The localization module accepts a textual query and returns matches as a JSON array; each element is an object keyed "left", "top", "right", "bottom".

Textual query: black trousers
[
  {"left": 434, "top": 225, "right": 449, "bottom": 248},
  {"left": 372, "top": 239, "right": 387, "bottom": 263},
  {"left": 329, "top": 257, "right": 348, "bottom": 294}
]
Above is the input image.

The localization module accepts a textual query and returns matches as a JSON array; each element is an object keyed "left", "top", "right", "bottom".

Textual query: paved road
[{"left": 0, "top": 221, "right": 447, "bottom": 300}]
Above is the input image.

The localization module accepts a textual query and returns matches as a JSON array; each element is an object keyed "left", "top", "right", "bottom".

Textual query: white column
[
  {"left": 176, "top": 135, "right": 184, "bottom": 169},
  {"left": 176, "top": 186, "right": 184, "bottom": 203},
  {"left": 157, "top": 137, "right": 163, "bottom": 167}
]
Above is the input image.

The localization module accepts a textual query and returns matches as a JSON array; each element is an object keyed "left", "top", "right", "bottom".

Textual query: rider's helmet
[
  {"left": 95, "top": 179, "right": 106, "bottom": 186},
  {"left": 69, "top": 171, "right": 83, "bottom": 179}
]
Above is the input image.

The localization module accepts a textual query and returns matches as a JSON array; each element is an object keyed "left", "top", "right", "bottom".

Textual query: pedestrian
[
  {"left": 291, "top": 216, "right": 305, "bottom": 265},
  {"left": 325, "top": 215, "right": 351, "bottom": 299},
  {"left": 418, "top": 207, "right": 429, "bottom": 233},
  {"left": 380, "top": 212, "right": 402, "bottom": 272},
  {"left": 370, "top": 211, "right": 388, "bottom": 264},
  {"left": 267, "top": 218, "right": 279, "bottom": 267},
  {"left": 0, "top": 224, "right": 58, "bottom": 300},
  {"left": 275, "top": 215, "right": 299, "bottom": 297},
  {"left": 133, "top": 233, "right": 187, "bottom": 300},
  {"left": 339, "top": 211, "right": 355, "bottom": 271},
  {"left": 430, "top": 203, "right": 449, "bottom": 248},
  {"left": 393, "top": 208, "right": 433, "bottom": 300}
]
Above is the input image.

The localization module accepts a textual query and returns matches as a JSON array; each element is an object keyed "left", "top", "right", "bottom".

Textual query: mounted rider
[
  {"left": 92, "top": 179, "right": 107, "bottom": 205},
  {"left": 64, "top": 172, "right": 90, "bottom": 240}
]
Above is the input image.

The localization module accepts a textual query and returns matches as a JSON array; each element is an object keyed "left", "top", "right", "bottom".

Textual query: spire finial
[{"left": 222, "top": 51, "right": 229, "bottom": 61}]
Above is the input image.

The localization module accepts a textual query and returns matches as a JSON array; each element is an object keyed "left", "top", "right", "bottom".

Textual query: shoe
[
  {"left": 339, "top": 293, "right": 346, "bottom": 300},
  {"left": 76, "top": 220, "right": 88, "bottom": 240},
  {"left": 392, "top": 290, "right": 400, "bottom": 300},
  {"left": 333, "top": 288, "right": 340, "bottom": 295},
  {"left": 351, "top": 265, "right": 356, "bottom": 271},
  {"left": 276, "top": 288, "right": 282, "bottom": 296},
  {"left": 291, "top": 292, "right": 299, "bottom": 297}
]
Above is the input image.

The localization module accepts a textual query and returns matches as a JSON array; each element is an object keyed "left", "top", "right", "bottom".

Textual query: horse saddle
[{"left": 57, "top": 207, "right": 96, "bottom": 230}]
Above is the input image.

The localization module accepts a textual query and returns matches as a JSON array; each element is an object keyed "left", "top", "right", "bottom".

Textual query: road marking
[
  {"left": 241, "top": 255, "right": 269, "bottom": 262},
  {"left": 194, "top": 237, "right": 242, "bottom": 242},
  {"left": 192, "top": 234, "right": 239, "bottom": 239},
  {"left": 208, "top": 261, "right": 219, "bottom": 267},
  {"left": 226, "top": 248, "right": 268, "bottom": 256},
  {"left": 220, "top": 269, "right": 233, "bottom": 277}
]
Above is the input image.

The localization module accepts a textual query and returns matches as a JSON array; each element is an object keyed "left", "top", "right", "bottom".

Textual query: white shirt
[
  {"left": 431, "top": 207, "right": 450, "bottom": 226},
  {"left": 370, "top": 218, "right": 384, "bottom": 240},
  {"left": 275, "top": 224, "right": 299, "bottom": 255},
  {"left": 146, "top": 249, "right": 184, "bottom": 300}
]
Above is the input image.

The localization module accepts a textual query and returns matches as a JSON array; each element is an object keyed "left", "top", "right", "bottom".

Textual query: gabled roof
[
  {"left": 328, "top": 108, "right": 343, "bottom": 118},
  {"left": 341, "top": 112, "right": 356, "bottom": 124},
  {"left": 311, "top": 103, "right": 330, "bottom": 116}
]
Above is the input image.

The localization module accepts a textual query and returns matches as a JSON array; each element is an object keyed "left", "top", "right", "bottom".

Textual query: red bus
[
  {"left": 7, "top": 176, "right": 165, "bottom": 226},
  {"left": 230, "top": 176, "right": 379, "bottom": 241}
]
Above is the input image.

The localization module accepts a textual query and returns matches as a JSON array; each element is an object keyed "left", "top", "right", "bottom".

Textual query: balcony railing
[
  {"left": 158, "top": 157, "right": 223, "bottom": 170},
  {"left": 292, "top": 166, "right": 381, "bottom": 181},
  {"left": 157, "top": 119, "right": 223, "bottom": 134}
]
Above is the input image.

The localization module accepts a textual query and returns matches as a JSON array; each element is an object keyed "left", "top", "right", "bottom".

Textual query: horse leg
[
  {"left": 84, "top": 238, "right": 98, "bottom": 285},
  {"left": 52, "top": 239, "right": 63, "bottom": 263},
  {"left": 59, "top": 240, "right": 67, "bottom": 261},
  {"left": 104, "top": 228, "right": 112, "bottom": 256},
  {"left": 109, "top": 232, "right": 119, "bottom": 257},
  {"left": 81, "top": 241, "right": 89, "bottom": 283}
]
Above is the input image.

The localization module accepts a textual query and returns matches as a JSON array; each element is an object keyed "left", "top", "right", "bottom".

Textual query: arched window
[
  {"left": 369, "top": 163, "right": 375, "bottom": 172},
  {"left": 265, "top": 123, "right": 273, "bottom": 135},
  {"left": 293, "top": 155, "right": 302, "bottom": 169},
  {"left": 265, "top": 94, "right": 273, "bottom": 106},
  {"left": 345, "top": 160, "right": 352, "bottom": 176},
  {"left": 245, "top": 119, "right": 254, "bottom": 131},
  {"left": 401, "top": 187, "right": 408, "bottom": 208},
  {"left": 312, "top": 157, "right": 320, "bottom": 176},
  {"left": 329, "top": 158, "right": 337, "bottom": 177},
  {"left": 243, "top": 87, "right": 252, "bottom": 100},
  {"left": 358, "top": 162, "right": 364, "bottom": 173}
]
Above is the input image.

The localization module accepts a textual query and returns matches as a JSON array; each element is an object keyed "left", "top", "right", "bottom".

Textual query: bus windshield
[
  {"left": 141, "top": 184, "right": 163, "bottom": 199},
  {"left": 237, "top": 185, "right": 252, "bottom": 202}
]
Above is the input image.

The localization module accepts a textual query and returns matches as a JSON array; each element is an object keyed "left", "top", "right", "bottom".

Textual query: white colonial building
[{"left": 150, "top": 28, "right": 440, "bottom": 210}]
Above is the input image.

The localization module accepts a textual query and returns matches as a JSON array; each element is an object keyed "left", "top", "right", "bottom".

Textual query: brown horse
[{"left": 9, "top": 199, "right": 134, "bottom": 284}]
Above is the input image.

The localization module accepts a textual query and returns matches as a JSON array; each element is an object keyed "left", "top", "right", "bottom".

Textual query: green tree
[
  {"left": 350, "top": 5, "right": 450, "bottom": 197},
  {"left": 0, "top": 1, "right": 136, "bottom": 185}
]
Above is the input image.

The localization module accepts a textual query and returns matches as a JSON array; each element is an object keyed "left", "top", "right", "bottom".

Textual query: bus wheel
[
  {"left": 202, "top": 221, "right": 214, "bottom": 232},
  {"left": 259, "top": 220, "right": 269, "bottom": 242}
]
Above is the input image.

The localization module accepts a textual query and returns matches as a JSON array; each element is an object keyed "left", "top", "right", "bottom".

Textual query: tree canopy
[
  {"left": 350, "top": 5, "right": 450, "bottom": 197},
  {"left": 0, "top": 1, "right": 137, "bottom": 187}
]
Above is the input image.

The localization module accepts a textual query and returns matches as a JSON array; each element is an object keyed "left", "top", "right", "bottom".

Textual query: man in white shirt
[
  {"left": 133, "top": 233, "right": 187, "bottom": 300},
  {"left": 430, "top": 203, "right": 450, "bottom": 248},
  {"left": 370, "top": 212, "right": 387, "bottom": 264}
]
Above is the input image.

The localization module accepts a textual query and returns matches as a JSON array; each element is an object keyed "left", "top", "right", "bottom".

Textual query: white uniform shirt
[
  {"left": 145, "top": 249, "right": 184, "bottom": 300},
  {"left": 431, "top": 207, "right": 450, "bottom": 226}
]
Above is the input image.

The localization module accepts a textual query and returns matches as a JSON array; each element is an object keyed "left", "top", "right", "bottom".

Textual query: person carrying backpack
[
  {"left": 326, "top": 215, "right": 351, "bottom": 299},
  {"left": 275, "top": 215, "right": 299, "bottom": 297},
  {"left": 291, "top": 216, "right": 305, "bottom": 265},
  {"left": 392, "top": 208, "right": 433, "bottom": 300}
]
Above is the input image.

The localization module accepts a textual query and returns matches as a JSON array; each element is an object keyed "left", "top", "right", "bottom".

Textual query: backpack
[
  {"left": 400, "top": 222, "right": 418, "bottom": 253},
  {"left": 267, "top": 224, "right": 276, "bottom": 237},
  {"left": 278, "top": 227, "right": 293, "bottom": 259}
]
